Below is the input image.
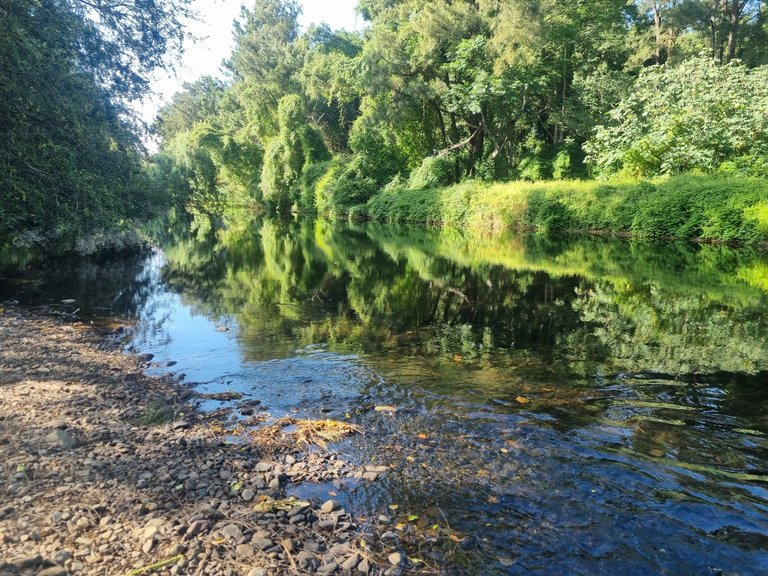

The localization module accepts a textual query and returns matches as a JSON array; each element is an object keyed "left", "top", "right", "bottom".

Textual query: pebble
[
  {"left": 342, "top": 552, "right": 361, "bottom": 571},
  {"left": 388, "top": 552, "right": 403, "bottom": 565},
  {"left": 246, "top": 569, "right": 266, "bottom": 576},
  {"left": 320, "top": 500, "right": 338, "bottom": 514},
  {"left": 46, "top": 429, "right": 77, "bottom": 449},
  {"left": 254, "top": 462, "right": 272, "bottom": 473},
  {"left": 317, "top": 561, "right": 339, "bottom": 574},
  {"left": 38, "top": 568, "right": 68, "bottom": 576},
  {"left": 220, "top": 524, "right": 242, "bottom": 541}
]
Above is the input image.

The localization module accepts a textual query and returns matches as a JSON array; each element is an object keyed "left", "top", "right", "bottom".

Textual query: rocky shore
[{"left": 0, "top": 308, "right": 413, "bottom": 576}]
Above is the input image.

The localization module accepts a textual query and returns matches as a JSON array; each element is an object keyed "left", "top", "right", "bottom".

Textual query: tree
[{"left": 585, "top": 56, "right": 768, "bottom": 177}]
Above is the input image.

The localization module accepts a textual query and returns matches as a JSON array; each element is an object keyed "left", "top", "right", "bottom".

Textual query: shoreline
[{"left": 0, "top": 307, "right": 406, "bottom": 576}]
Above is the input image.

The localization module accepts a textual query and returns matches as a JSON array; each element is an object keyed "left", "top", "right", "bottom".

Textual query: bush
[{"left": 407, "top": 153, "right": 459, "bottom": 190}]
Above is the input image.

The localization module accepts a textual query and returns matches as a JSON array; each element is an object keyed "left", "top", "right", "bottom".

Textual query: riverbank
[
  {"left": 0, "top": 307, "right": 408, "bottom": 576},
  {"left": 360, "top": 174, "right": 768, "bottom": 244}
]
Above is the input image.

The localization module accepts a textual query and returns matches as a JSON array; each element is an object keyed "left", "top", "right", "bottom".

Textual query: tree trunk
[
  {"left": 726, "top": 0, "right": 742, "bottom": 61},
  {"left": 653, "top": 2, "right": 663, "bottom": 64}
]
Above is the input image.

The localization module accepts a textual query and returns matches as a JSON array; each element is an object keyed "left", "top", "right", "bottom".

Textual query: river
[{"left": 2, "top": 218, "right": 768, "bottom": 575}]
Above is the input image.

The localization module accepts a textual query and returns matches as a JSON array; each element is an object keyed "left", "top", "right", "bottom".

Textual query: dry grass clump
[{"left": 251, "top": 417, "right": 362, "bottom": 451}]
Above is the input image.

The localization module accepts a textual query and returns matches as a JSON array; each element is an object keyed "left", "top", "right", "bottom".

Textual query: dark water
[{"left": 2, "top": 219, "right": 768, "bottom": 574}]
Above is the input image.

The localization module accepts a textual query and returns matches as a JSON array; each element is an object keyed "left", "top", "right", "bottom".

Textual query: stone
[
  {"left": 317, "top": 561, "right": 339, "bottom": 574},
  {"left": 341, "top": 552, "right": 361, "bottom": 571},
  {"left": 142, "top": 539, "right": 154, "bottom": 553},
  {"left": 51, "top": 550, "right": 72, "bottom": 565},
  {"left": 184, "top": 520, "right": 209, "bottom": 539},
  {"left": 241, "top": 488, "right": 255, "bottom": 502},
  {"left": 39, "top": 568, "right": 68, "bottom": 576},
  {"left": 246, "top": 569, "right": 266, "bottom": 576},
  {"left": 388, "top": 552, "right": 403, "bottom": 565},
  {"left": 220, "top": 524, "right": 242, "bottom": 541},
  {"left": 357, "top": 558, "right": 371, "bottom": 574},
  {"left": 10, "top": 554, "right": 42, "bottom": 570},
  {"left": 46, "top": 429, "right": 76, "bottom": 449},
  {"left": 235, "top": 544, "right": 254, "bottom": 559},
  {"left": 320, "top": 500, "right": 338, "bottom": 514},
  {"left": 254, "top": 462, "right": 272, "bottom": 473},
  {"left": 252, "top": 537, "right": 274, "bottom": 550},
  {"left": 171, "top": 420, "right": 190, "bottom": 430}
]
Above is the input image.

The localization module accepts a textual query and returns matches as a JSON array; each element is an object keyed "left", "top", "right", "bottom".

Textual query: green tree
[{"left": 585, "top": 56, "right": 768, "bottom": 177}]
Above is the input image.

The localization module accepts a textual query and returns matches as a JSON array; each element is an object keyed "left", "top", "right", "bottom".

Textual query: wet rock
[
  {"left": 136, "top": 353, "right": 154, "bottom": 363},
  {"left": 320, "top": 500, "right": 338, "bottom": 514},
  {"left": 46, "top": 429, "right": 76, "bottom": 449}
]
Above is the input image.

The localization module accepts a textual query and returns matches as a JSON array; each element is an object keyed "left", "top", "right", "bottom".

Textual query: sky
[{"left": 139, "top": 0, "right": 363, "bottom": 126}]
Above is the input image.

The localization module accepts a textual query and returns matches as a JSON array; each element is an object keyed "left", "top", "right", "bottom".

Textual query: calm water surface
[{"left": 2, "top": 219, "right": 768, "bottom": 575}]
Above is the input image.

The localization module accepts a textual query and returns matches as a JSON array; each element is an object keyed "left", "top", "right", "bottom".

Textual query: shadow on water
[{"left": 2, "top": 217, "right": 768, "bottom": 574}]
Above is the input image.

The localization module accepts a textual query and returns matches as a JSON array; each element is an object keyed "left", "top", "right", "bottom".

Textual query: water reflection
[{"left": 3, "top": 218, "right": 768, "bottom": 574}]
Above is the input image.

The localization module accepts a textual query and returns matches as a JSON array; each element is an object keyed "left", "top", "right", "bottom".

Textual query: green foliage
[
  {"left": 586, "top": 57, "right": 768, "bottom": 177},
  {"left": 365, "top": 174, "right": 768, "bottom": 244},
  {"left": 407, "top": 154, "right": 460, "bottom": 190},
  {"left": 315, "top": 156, "right": 378, "bottom": 218}
]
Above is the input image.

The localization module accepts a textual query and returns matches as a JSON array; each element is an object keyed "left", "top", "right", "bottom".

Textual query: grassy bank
[{"left": 360, "top": 174, "right": 768, "bottom": 244}]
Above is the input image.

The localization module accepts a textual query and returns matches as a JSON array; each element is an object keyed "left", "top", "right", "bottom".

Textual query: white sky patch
[{"left": 138, "top": 0, "right": 363, "bottom": 134}]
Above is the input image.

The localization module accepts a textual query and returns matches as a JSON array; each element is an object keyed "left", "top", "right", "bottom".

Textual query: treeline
[
  {"left": 0, "top": 0, "right": 190, "bottom": 251},
  {"left": 153, "top": 0, "right": 768, "bottom": 223}
]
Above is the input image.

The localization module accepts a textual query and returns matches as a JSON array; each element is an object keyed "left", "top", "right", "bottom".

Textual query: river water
[{"left": 2, "top": 218, "right": 768, "bottom": 574}]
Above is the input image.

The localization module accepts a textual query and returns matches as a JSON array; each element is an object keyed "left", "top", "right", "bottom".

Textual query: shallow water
[{"left": 2, "top": 219, "right": 768, "bottom": 574}]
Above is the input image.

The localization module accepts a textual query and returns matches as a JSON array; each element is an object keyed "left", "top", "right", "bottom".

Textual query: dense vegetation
[
  {"left": 151, "top": 0, "right": 768, "bottom": 240},
  {"left": 0, "top": 0, "right": 190, "bottom": 251},
  {"left": 3, "top": 0, "right": 768, "bottom": 248}
]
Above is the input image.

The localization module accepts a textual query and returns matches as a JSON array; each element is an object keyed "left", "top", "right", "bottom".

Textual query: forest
[{"left": 2, "top": 0, "right": 768, "bottom": 249}]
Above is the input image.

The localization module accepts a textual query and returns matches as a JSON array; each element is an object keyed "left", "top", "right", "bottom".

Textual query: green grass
[{"left": 361, "top": 174, "right": 768, "bottom": 244}]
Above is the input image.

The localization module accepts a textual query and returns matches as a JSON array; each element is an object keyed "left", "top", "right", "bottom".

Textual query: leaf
[
  {"left": 375, "top": 405, "right": 397, "bottom": 413},
  {"left": 407, "top": 514, "right": 419, "bottom": 521},
  {"left": 388, "top": 504, "right": 399, "bottom": 511},
  {"left": 406, "top": 455, "right": 415, "bottom": 462},
  {"left": 515, "top": 396, "right": 530, "bottom": 404},
  {"left": 449, "top": 534, "right": 467, "bottom": 543},
  {"left": 395, "top": 522, "right": 407, "bottom": 531},
  {"left": 417, "top": 433, "right": 428, "bottom": 439}
]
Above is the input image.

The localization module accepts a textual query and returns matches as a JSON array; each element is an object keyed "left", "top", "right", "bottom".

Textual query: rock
[
  {"left": 252, "top": 537, "right": 274, "bottom": 550},
  {"left": 51, "top": 550, "right": 72, "bottom": 565},
  {"left": 241, "top": 488, "right": 255, "bottom": 502},
  {"left": 184, "top": 520, "right": 209, "bottom": 539},
  {"left": 10, "top": 555, "right": 42, "bottom": 570},
  {"left": 357, "top": 558, "right": 371, "bottom": 574},
  {"left": 317, "top": 561, "right": 339, "bottom": 574},
  {"left": 38, "top": 568, "right": 67, "bottom": 576},
  {"left": 254, "top": 462, "right": 272, "bottom": 473},
  {"left": 171, "top": 420, "right": 190, "bottom": 431},
  {"left": 220, "top": 524, "right": 242, "bottom": 541},
  {"left": 320, "top": 500, "right": 338, "bottom": 514},
  {"left": 136, "top": 353, "right": 154, "bottom": 363},
  {"left": 239, "top": 407, "right": 255, "bottom": 416},
  {"left": 46, "top": 429, "right": 76, "bottom": 449},
  {"left": 142, "top": 539, "right": 154, "bottom": 553},
  {"left": 341, "top": 552, "right": 361, "bottom": 571},
  {"left": 235, "top": 544, "right": 254, "bottom": 559},
  {"left": 246, "top": 569, "right": 266, "bottom": 576},
  {"left": 388, "top": 552, "right": 403, "bottom": 566}
]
